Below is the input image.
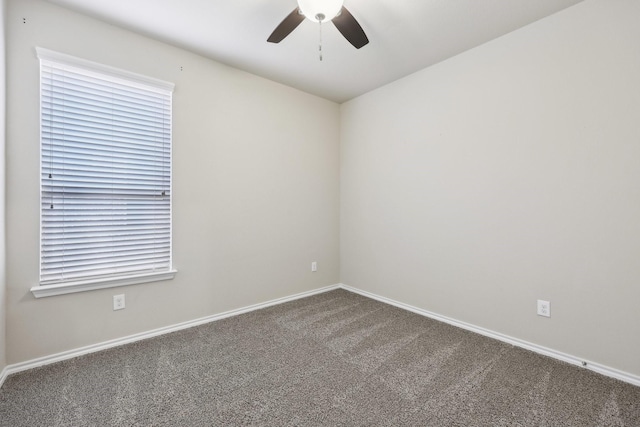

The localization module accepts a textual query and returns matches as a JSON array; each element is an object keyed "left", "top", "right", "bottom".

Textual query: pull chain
[
  {"left": 319, "top": 20, "right": 323, "bottom": 61},
  {"left": 314, "top": 13, "right": 326, "bottom": 62}
]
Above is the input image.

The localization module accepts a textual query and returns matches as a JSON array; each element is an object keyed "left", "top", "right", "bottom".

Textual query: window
[{"left": 32, "top": 48, "right": 176, "bottom": 298}]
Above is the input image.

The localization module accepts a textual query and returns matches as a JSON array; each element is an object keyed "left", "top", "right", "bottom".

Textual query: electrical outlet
[
  {"left": 113, "top": 294, "right": 125, "bottom": 311},
  {"left": 311, "top": 261, "right": 317, "bottom": 272},
  {"left": 537, "top": 300, "right": 550, "bottom": 317}
]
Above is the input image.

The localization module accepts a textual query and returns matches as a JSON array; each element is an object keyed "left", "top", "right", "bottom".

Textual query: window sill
[{"left": 31, "top": 270, "right": 177, "bottom": 298}]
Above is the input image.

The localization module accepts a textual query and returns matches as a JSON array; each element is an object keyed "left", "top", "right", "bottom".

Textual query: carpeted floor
[{"left": 1, "top": 289, "right": 639, "bottom": 426}]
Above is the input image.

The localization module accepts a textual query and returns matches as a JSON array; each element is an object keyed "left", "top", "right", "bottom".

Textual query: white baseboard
[
  {"left": 339, "top": 283, "right": 640, "bottom": 388},
  {"left": 3, "top": 282, "right": 638, "bottom": 390},
  {"left": 0, "top": 366, "right": 8, "bottom": 389},
  {"left": 1, "top": 284, "right": 340, "bottom": 384}
]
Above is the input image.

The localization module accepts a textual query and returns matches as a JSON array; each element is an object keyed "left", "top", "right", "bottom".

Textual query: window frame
[{"left": 31, "top": 48, "right": 177, "bottom": 298}]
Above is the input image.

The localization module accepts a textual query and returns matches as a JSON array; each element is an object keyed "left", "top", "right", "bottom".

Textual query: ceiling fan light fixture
[{"left": 297, "top": 0, "right": 344, "bottom": 23}]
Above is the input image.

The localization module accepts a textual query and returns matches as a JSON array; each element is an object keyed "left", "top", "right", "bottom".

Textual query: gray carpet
[{"left": 1, "top": 289, "right": 639, "bottom": 426}]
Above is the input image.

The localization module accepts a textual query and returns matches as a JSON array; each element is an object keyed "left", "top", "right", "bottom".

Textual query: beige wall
[
  {"left": 5, "top": 0, "right": 340, "bottom": 364},
  {"left": 0, "top": 0, "right": 6, "bottom": 373},
  {"left": 340, "top": 0, "right": 640, "bottom": 377}
]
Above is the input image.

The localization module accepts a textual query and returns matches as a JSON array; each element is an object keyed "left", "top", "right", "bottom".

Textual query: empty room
[{"left": 1, "top": 0, "right": 639, "bottom": 425}]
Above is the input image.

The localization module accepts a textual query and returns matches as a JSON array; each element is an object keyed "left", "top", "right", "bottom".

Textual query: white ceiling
[{"left": 45, "top": 0, "right": 584, "bottom": 103}]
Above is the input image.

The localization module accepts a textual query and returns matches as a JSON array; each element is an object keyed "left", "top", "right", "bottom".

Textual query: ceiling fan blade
[
  {"left": 267, "top": 8, "right": 305, "bottom": 43},
  {"left": 332, "top": 6, "right": 369, "bottom": 49}
]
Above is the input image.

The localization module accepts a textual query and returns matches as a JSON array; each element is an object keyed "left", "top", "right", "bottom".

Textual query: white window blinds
[{"left": 38, "top": 48, "right": 175, "bottom": 288}]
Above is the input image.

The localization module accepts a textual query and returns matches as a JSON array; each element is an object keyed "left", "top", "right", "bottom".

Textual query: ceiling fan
[{"left": 267, "top": 0, "right": 369, "bottom": 49}]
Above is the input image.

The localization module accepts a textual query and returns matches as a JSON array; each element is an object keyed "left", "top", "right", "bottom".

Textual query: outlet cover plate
[
  {"left": 537, "top": 300, "right": 550, "bottom": 317},
  {"left": 113, "top": 294, "right": 125, "bottom": 311}
]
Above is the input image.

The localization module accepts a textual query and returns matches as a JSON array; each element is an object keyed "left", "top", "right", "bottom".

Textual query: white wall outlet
[
  {"left": 113, "top": 294, "right": 125, "bottom": 311},
  {"left": 311, "top": 261, "right": 317, "bottom": 272},
  {"left": 537, "top": 300, "right": 550, "bottom": 317}
]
